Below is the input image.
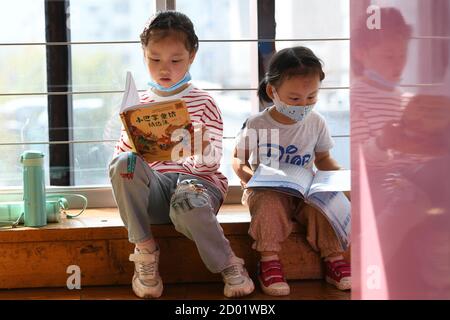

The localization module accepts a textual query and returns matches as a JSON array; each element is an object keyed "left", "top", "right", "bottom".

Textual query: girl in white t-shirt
[{"left": 232, "top": 46, "right": 350, "bottom": 296}]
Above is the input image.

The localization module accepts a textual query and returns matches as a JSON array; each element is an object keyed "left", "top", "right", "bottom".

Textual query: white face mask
[{"left": 272, "top": 89, "right": 315, "bottom": 122}]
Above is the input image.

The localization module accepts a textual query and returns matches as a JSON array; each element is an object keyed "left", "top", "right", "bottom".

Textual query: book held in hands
[
  {"left": 246, "top": 163, "right": 351, "bottom": 251},
  {"left": 119, "top": 72, "right": 192, "bottom": 162}
]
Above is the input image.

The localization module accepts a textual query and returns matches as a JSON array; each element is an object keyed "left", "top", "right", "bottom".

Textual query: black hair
[
  {"left": 140, "top": 11, "right": 199, "bottom": 53},
  {"left": 258, "top": 46, "right": 325, "bottom": 103}
]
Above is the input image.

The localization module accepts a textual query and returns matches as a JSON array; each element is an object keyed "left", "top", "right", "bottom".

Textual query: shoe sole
[
  {"left": 132, "top": 275, "right": 164, "bottom": 299},
  {"left": 258, "top": 278, "right": 290, "bottom": 296},
  {"left": 224, "top": 277, "right": 255, "bottom": 298},
  {"left": 326, "top": 276, "right": 351, "bottom": 291}
]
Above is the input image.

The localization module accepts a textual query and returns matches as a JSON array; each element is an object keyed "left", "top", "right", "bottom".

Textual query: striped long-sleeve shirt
[
  {"left": 351, "top": 79, "right": 408, "bottom": 144},
  {"left": 351, "top": 79, "right": 433, "bottom": 172},
  {"left": 113, "top": 84, "right": 228, "bottom": 197}
]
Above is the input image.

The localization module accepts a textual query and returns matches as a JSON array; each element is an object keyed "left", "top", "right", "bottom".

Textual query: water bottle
[{"left": 20, "top": 150, "right": 47, "bottom": 227}]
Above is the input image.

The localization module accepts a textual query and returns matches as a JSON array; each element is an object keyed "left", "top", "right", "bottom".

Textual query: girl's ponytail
[{"left": 258, "top": 76, "right": 273, "bottom": 103}]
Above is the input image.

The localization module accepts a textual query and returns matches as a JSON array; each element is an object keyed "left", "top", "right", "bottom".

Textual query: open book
[
  {"left": 119, "top": 72, "right": 192, "bottom": 162},
  {"left": 246, "top": 163, "right": 351, "bottom": 251}
]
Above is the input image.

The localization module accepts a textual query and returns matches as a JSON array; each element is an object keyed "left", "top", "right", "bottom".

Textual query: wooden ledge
[{"left": 0, "top": 205, "right": 267, "bottom": 242}]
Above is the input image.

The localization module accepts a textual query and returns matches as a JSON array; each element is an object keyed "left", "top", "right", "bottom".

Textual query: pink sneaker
[
  {"left": 258, "top": 260, "right": 290, "bottom": 296},
  {"left": 325, "top": 259, "right": 351, "bottom": 291}
]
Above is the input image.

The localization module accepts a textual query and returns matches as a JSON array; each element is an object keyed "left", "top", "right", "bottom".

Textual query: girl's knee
[
  {"left": 169, "top": 187, "right": 214, "bottom": 222},
  {"left": 109, "top": 152, "right": 132, "bottom": 177},
  {"left": 170, "top": 180, "right": 217, "bottom": 213},
  {"left": 249, "top": 190, "right": 292, "bottom": 219},
  {"left": 109, "top": 152, "right": 145, "bottom": 180}
]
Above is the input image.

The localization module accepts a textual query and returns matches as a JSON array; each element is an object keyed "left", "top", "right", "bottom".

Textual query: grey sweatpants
[{"left": 109, "top": 152, "right": 233, "bottom": 273}]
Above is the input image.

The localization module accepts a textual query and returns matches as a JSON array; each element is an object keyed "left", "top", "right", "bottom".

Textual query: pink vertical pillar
[{"left": 351, "top": 0, "right": 450, "bottom": 299}]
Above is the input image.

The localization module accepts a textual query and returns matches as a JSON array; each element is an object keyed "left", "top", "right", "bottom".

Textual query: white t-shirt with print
[{"left": 235, "top": 107, "right": 334, "bottom": 173}]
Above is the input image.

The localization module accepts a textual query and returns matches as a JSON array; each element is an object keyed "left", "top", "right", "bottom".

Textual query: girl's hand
[
  {"left": 175, "top": 123, "right": 210, "bottom": 157},
  {"left": 189, "top": 123, "right": 210, "bottom": 155}
]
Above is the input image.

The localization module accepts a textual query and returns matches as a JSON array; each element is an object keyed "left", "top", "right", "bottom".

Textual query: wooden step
[
  {"left": 0, "top": 281, "right": 350, "bottom": 300},
  {"left": 0, "top": 205, "right": 349, "bottom": 289}
]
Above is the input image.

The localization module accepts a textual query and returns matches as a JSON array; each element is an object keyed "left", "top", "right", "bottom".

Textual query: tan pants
[{"left": 246, "top": 189, "right": 343, "bottom": 258}]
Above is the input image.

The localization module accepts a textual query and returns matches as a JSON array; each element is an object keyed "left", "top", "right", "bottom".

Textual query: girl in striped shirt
[{"left": 109, "top": 11, "right": 254, "bottom": 299}]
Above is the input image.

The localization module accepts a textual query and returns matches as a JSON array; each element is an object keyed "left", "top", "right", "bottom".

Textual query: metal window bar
[
  {"left": 0, "top": 134, "right": 351, "bottom": 147},
  {"left": 0, "top": 86, "right": 350, "bottom": 97},
  {"left": 0, "top": 37, "right": 352, "bottom": 46},
  {"left": 3, "top": 35, "right": 448, "bottom": 47}
]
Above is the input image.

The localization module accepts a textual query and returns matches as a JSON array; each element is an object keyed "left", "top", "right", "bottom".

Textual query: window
[
  {"left": 275, "top": 0, "right": 350, "bottom": 169},
  {"left": 0, "top": 0, "right": 48, "bottom": 187},
  {"left": 0, "top": 0, "right": 350, "bottom": 206},
  {"left": 176, "top": 0, "right": 258, "bottom": 186},
  {"left": 70, "top": 0, "right": 156, "bottom": 185}
]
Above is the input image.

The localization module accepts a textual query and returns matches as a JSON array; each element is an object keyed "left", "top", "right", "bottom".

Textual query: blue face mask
[
  {"left": 273, "top": 89, "right": 315, "bottom": 122},
  {"left": 148, "top": 72, "right": 192, "bottom": 92}
]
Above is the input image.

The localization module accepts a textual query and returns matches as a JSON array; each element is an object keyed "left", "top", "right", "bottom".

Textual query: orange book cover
[
  {"left": 119, "top": 72, "right": 192, "bottom": 162},
  {"left": 120, "top": 99, "right": 192, "bottom": 162}
]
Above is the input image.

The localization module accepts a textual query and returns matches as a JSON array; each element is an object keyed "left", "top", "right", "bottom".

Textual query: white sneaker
[
  {"left": 221, "top": 256, "right": 255, "bottom": 298},
  {"left": 129, "top": 247, "right": 163, "bottom": 299}
]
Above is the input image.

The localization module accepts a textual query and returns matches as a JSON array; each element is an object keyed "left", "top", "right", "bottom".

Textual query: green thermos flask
[{"left": 20, "top": 150, "right": 47, "bottom": 227}]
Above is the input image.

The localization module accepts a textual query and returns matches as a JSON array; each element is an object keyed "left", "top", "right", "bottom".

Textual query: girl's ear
[
  {"left": 189, "top": 51, "right": 197, "bottom": 64},
  {"left": 266, "top": 84, "right": 275, "bottom": 100},
  {"left": 142, "top": 45, "right": 149, "bottom": 58},
  {"left": 142, "top": 47, "right": 149, "bottom": 64}
]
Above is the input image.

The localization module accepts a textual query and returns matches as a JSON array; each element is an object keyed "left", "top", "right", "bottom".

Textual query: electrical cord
[
  {"left": 0, "top": 212, "right": 24, "bottom": 228},
  {"left": 46, "top": 194, "right": 88, "bottom": 219}
]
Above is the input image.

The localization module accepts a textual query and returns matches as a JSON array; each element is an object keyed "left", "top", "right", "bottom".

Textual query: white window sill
[{"left": 0, "top": 185, "right": 244, "bottom": 208}]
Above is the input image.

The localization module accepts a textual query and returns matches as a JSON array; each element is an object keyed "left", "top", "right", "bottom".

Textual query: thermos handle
[{"left": 46, "top": 194, "right": 88, "bottom": 219}]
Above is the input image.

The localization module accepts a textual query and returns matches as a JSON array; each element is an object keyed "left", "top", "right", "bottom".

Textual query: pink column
[{"left": 351, "top": 0, "right": 450, "bottom": 299}]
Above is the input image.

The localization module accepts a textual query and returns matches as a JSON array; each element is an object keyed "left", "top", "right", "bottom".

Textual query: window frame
[{"left": 0, "top": 0, "right": 350, "bottom": 208}]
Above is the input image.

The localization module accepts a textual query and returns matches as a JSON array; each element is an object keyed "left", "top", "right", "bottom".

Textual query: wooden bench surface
[{"left": 0, "top": 205, "right": 267, "bottom": 242}]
